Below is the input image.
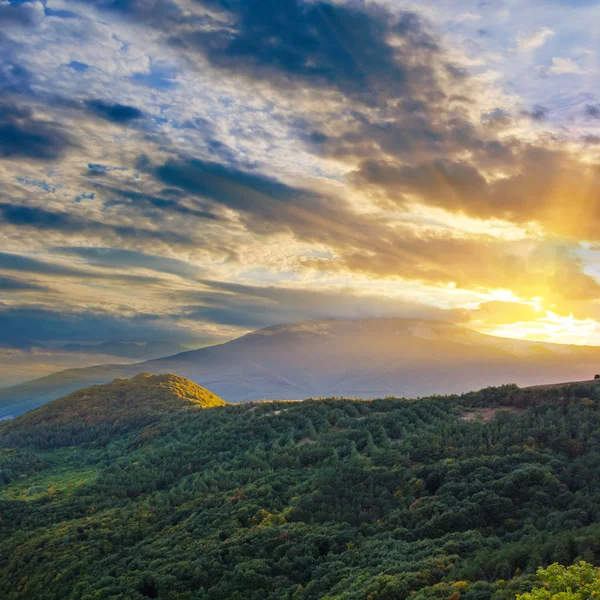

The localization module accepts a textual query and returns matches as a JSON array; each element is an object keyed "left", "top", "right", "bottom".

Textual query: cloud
[
  {"left": 0, "top": 304, "right": 201, "bottom": 346},
  {"left": 0, "top": 202, "right": 191, "bottom": 244},
  {"left": 523, "top": 105, "right": 548, "bottom": 121},
  {"left": 0, "top": 0, "right": 43, "bottom": 26},
  {"left": 154, "top": 157, "right": 352, "bottom": 240},
  {"left": 54, "top": 246, "right": 206, "bottom": 279},
  {"left": 81, "top": 0, "right": 185, "bottom": 25},
  {"left": 350, "top": 144, "right": 600, "bottom": 243},
  {"left": 130, "top": 63, "right": 177, "bottom": 90},
  {"left": 353, "top": 159, "right": 489, "bottom": 213},
  {"left": 98, "top": 184, "right": 222, "bottom": 221},
  {"left": 0, "top": 251, "right": 162, "bottom": 284},
  {"left": 516, "top": 27, "right": 554, "bottom": 52},
  {"left": 545, "top": 57, "right": 585, "bottom": 75},
  {"left": 86, "top": 99, "right": 143, "bottom": 123},
  {"left": 0, "top": 251, "right": 89, "bottom": 277},
  {"left": 87, "top": 0, "right": 441, "bottom": 108},
  {"left": 469, "top": 301, "right": 540, "bottom": 325},
  {"left": 150, "top": 154, "right": 600, "bottom": 309},
  {"left": 585, "top": 104, "right": 600, "bottom": 118},
  {"left": 0, "top": 102, "right": 73, "bottom": 160},
  {"left": 0, "top": 275, "right": 48, "bottom": 292},
  {"left": 0, "top": 0, "right": 598, "bottom": 353},
  {"left": 176, "top": 279, "right": 468, "bottom": 329},
  {"left": 187, "top": 1, "right": 433, "bottom": 104}
]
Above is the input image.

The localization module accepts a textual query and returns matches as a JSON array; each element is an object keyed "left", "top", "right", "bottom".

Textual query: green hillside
[
  {"left": 1, "top": 382, "right": 600, "bottom": 599},
  {"left": 0, "top": 373, "right": 225, "bottom": 449}
]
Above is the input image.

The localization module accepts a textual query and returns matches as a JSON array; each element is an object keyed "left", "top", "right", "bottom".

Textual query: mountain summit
[
  {"left": 3, "top": 317, "right": 600, "bottom": 418},
  {"left": 3, "top": 373, "right": 225, "bottom": 428}
]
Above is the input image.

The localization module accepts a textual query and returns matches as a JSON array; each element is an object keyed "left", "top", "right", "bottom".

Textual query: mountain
[
  {"left": 3, "top": 317, "right": 600, "bottom": 418},
  {"left": 2, "top": 381, "right": 600, "bottom": 599},
  {"left": 11, "top": 372, "right": 225, "bottom": 427},
  {"left": 0, "top": 373, "right": 225, "bottom": 448},
  {"left": 0, "top": 342, "right": 192, "bottom": 391}
]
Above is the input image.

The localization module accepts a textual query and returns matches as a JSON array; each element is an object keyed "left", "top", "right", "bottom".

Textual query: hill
[
  {"left": 2, "top": 381, "right": 600, "bottom": 599},
  {"left": 3, "top": 317, "right": 600, "bottom": 417},
  {"left": 0, "top": 373, "right": 225, "bottom": 448}
]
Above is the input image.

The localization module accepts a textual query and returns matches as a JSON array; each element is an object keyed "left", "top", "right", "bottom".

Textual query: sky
[{"left": 3, "top": 0, "right": 600, "bottom": 383}]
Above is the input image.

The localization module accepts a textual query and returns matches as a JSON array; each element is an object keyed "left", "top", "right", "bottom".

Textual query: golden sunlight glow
[
  {"left": 394, "top": 202, "right": 543, "bottom": 241},
  {"left": 475, "top": 311, "right": 600, "bottom": 346}
]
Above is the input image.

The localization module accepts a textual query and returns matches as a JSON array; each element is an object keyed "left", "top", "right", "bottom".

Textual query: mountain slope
[
  {"left": 0, "top": 373, "right": 225, "bottom": 447},
  {"left": 2, "top": 382, "right": 600, "bottom": 599},
  {"left": 3, "top": 317, "right": 600, "bottom": 418},
  {"left": 14, "top": 372, "right": 224, "bottom": 426}
]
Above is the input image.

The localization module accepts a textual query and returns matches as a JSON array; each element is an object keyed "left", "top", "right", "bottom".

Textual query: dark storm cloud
[
  {"left": 186, "top": 1, "right": 430, "bottom": 104},
  {"left": 303, "top": 104, "right": 519, "bottom": 169},
  {"left": 0, "top": 202, "right": 191, "bottom": 244},
  {"left": 82, "top": 0, "right": 438, "bottom": 105},
  {"left": 0, "top": 102, "right": 73, "bottom": 160},
  {"left": 86, "top": 100, "right": 143, "bottom": 123},
  {"left": 0, "top": 203, "right": 78, "bottom": 231}
]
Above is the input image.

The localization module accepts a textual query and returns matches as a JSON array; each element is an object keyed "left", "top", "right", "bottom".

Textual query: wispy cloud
[
  {"left": 546, "top": 56, "right": 586, "bottom": 75},
  {"left": 516, "top": 27, "right": 554, "bottom": 52}
]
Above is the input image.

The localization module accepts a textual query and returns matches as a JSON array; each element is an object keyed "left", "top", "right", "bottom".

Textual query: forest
[{"left": 2, "top": 377, "right": 600, "bottom": 599}]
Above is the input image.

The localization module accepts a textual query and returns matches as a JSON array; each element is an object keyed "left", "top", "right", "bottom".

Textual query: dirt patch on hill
[{"left": 460, "top": 406, "right": 525, "bottom": 423}]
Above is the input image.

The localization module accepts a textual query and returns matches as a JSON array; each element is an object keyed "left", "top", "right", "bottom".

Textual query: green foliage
[
  {"left": 1, "top": 381, "right": 600, "bottom": 598},
  {"left": 0, "top": 373, "right": 225, "bottom": 449},
  {"left": 517, "top": 562, "right": 600, "bottom": 600}
]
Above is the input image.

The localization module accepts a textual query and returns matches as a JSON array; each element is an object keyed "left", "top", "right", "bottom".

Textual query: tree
[{"left": 517, "top": 562, "right": 600, "bottom": 600}]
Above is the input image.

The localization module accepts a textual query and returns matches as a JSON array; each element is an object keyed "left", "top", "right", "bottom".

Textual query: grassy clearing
[{"left": 0, "top": 448, "right": 98, "bottom": 501}]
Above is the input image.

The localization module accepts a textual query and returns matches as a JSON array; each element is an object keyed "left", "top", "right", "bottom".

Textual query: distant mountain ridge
[{"left": 2, "top": 317, "right": 600, "bottom": 418}]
